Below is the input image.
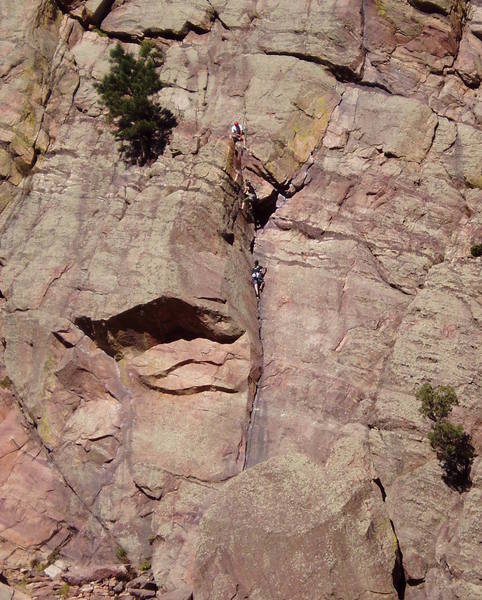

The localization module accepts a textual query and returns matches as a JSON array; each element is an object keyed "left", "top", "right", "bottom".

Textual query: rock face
[
  {"left": 0, "top": 0, "right": 78, "bottom": 212},
  {"left": 0, "top": 0, "right": 481, "bottom": 599},
  {"left": 194, "top": 433, "right": 400, "bottom": 600}
]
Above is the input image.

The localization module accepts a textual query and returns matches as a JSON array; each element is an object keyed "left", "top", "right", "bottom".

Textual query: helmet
[{"left": 234, "top": 121, "right": 239, "bottom": 126}]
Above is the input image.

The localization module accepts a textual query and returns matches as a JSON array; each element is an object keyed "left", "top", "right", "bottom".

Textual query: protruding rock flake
[{"left": 0, "top": 0, "right": 481, "bottom": 599}]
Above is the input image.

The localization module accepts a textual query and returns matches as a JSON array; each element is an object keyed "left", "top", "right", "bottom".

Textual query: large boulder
[{"left": 194, "top": 431, "right": 400, "bottom": 599}]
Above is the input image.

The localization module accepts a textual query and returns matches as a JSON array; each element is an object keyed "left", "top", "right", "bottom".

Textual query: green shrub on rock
[
  {"left": 57, "top": 583, "right": 70, "bottom": 598},
  {"left": 417, "top": 383, "right": 458, "bottom": 421},
  {"left": 416, "top": 383, "right": 475, "bottom": 491},
  {"left": 115, "top": 545, "right": 128, "bottom": 563},
  {"left": 0, "top": 375, "right": 12, "bottom": 389},
  {"left": 95, "top": 41, "right": 176, "bottom": 165},
  {"left": 470, "top": 243, "right": 482, "bottom": 257},
  {"left": 428, "top": 420, "right": 475, "bottom": 490},
  {"left": 139, "top": 559, "right": 151, "bottom": 571}
]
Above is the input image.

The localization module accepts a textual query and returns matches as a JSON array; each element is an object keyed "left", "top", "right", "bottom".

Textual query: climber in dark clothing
[
  {"left": 242, "top": 180, "right": 257, "bottom": 220},
  {"left": 251, "top": 260, "right": 266, "bottom": 299}
]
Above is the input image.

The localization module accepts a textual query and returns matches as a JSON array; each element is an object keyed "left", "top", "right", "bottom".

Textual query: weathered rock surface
[
  {"left": 0, "top": 582, "right": 29, "bottom": 600},
  {"left": 0, "top": 0, "right": 481, "bottom": 598},
  {"left": 0, "top": 342, "right": 114, "bottom": 568},
  {"left": 128, "top": 335, "right": 252, "bottom": 488},
  {"left": 0, "top": 0, "right": 78, "bottom": 212},
  {"left": 102, "top": 0, "right": 213, "bottom": 38},
  {"left": 194, "top": 432, "right": 399, "bottom": 600}
]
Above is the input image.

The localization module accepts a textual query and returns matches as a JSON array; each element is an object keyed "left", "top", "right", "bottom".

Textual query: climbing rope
[{"left": 242, "top": 108, "right": 248, "bottom": 151}]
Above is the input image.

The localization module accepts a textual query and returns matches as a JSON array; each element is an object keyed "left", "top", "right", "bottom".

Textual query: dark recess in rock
[
  {"left": 54, "top": 0, "right": 115, "bottom": 27},
  {"left": 75, "top": 297, "right": 241, "bottom": 358},
  {"left": 391, "top": 519, "right": 407, "bottom": 599},
  {"left": 263, "top": 49, "right": 362, "bottom": 85},
  {"left": 221, "top": 231, "right": 235, "bottom": 245},
  {"left": 407, "top": 576, "right": 426, "bottom": 586},
  {"left": 52, "top": 330, "right": 75, "bottom": 348},
  {"left": 253, "top": 189, "right": 278, "bottom": 230},
  {"left": 408, "top": 0, "right": 450, "bottom": 16},
  {"left": 373, "top": 477, "right": 387, "bottom": 501}
]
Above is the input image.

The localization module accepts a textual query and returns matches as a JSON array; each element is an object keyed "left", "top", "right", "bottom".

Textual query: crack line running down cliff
[
  {"left": 238, "top": 147, "right": 317, "bottom": 470},
  {"left": 237, "top": 129, "right": 325, "bottom": 470},
  {"left": 372, "top": 478, "right": 407, "bottom": 598}
]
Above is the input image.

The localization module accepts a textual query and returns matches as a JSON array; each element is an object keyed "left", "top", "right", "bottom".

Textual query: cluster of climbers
[{"left": 230, "top": 121, "right": 266, "bottom": 300}]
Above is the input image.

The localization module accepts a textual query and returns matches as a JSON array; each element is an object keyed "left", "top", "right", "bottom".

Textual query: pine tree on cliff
[{"left": 95, "top": 41, "right": 176, "bottom": 165}]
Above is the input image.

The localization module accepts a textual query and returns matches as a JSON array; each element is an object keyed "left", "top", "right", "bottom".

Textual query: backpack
[{"left": 252, "top": 267, "right": 263, "bottom": 281}]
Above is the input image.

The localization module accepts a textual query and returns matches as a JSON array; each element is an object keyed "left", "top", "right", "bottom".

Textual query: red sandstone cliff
[{"left": 0, "top": 1, "right": 481, "bottom": 599}]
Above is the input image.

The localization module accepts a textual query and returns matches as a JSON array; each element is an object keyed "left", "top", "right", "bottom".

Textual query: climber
[
  {"left": 231, "top": 121, "right": 245, "bottom": 144},
  {"left": 251, "top": 260, "right": 266, "bottom": 299},
  {"left": 230, "top": 121, "right": 246, "bottom": 174},
  {"left": 242, "top": 180, "right": 257, "bottom": 218}
]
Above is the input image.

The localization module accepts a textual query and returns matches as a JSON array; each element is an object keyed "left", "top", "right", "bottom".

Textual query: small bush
[
  {"left": 0, "top": 376, "right": 12, "bottom": 389},
  {"left": 18, "top": 576, "right": 28, "bottom": 591},
  {"left": 31, "top": 557, "right": 48, "bottom": 572},
  {"left": 417, "top": 383, "right": 458, "bottom": 421},
  {"left": 57, "top": 583, "right": 70, "bottom": 598},
  {"left": 47, "top": 548, "right": 60, "bottom": 565},
  {"left": 470, "top": 243, "right": 482, "bottom": 257},
  {"left": 428, "top": 420, "right": 475, "bottom": 491},
  {"left": 115, "top": 545, "right": 128, "bottom": 563},
  {"left": 92, "top": 26, "right": 108, "bottom": 37},
  {"left": 139, "top": 559, "right": 151, "bottom": 572}
]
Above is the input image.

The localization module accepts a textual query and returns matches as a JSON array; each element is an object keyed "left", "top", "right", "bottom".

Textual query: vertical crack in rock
[
  {"left": 423, "top": 116, "right": 440, "bottom": 161},
  {"left": 360, "top": 0, "right": 367, "bottom": 75},
  {"left": 373, "top": 478, "right": 407, "bottom": 599},
  {"left": 242, "top": 151, "right": 320, "bottom": 469},
  {"left": 374, "top": 478, "right": 407, "bottom": 598},
  {"left": 242, "top": 222, "right": 265, "bottom": 470},
  {"left": 391, "top": 519, "right": 407, "bottom": 599},
  {"left": 243, "top": 320, "right": 263, "bottom": 471}
]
